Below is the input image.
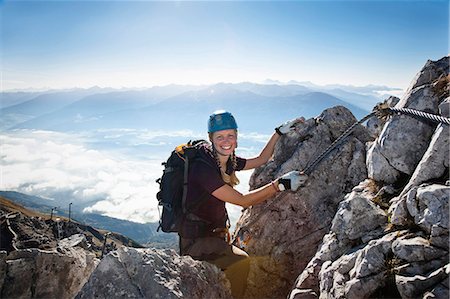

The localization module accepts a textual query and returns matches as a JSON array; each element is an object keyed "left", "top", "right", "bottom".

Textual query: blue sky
[{"left": 1, "top": 0, "right": 448, "bottom": 91}]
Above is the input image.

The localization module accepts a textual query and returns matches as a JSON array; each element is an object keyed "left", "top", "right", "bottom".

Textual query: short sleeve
[
  {"left": 235, "top": 156, "right": 246, "bottom": 171},
  {"left": 190, "top": 161, "right": 225, "bottom": 194}
]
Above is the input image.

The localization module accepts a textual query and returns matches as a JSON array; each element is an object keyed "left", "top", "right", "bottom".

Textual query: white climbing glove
[
  {"left": 275, "top": 117, "right": 305, "bottom": 135},
  {"left": 277, "top": 171, "right": 308, "bottom": 192}
]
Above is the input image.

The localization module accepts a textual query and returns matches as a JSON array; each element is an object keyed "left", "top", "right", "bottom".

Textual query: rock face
[
  {"left": 366, "top": 96, "right": 400, "bottom": 138},
  {"left": 0, "top": 235, "right": 99, "bottom": 299},
  {"left": 289, "top": 56, "right": 449, "bottom": 299},
  {"left": 1, "top": 199, "right": 233, "bottom": 299},
  {"left": 367, "top": 57, "right": 448, "bottom": 184},
  {"left": 77, "top": 247, "right": 232, "bottom": 299},
  {"left": 1, "top": 201, "right": 231, "bottom": 299},
  {"left": 234, "top": 105, "right": 372, "bottom": 298}
]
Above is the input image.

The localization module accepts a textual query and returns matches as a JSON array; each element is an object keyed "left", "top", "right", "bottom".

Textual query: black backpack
[{"left": 156, "top": 139, "right": 212, "bottom": 233}]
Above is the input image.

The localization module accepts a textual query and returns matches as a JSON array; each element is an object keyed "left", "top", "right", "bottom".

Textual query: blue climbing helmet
[{"left": 208, "top": 110, "right": 238, "bottom": 133}]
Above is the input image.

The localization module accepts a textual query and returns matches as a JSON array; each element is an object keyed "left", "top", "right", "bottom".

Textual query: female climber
[{"left": 179, "top": 110, "right": 307, "bottom": 298}]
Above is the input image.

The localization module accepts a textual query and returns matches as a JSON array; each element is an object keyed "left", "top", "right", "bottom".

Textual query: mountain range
[{"left": 1, "top": 82, "right": 391, "bottom": 133}]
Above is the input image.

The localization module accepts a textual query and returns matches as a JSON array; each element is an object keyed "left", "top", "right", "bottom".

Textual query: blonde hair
[{"left": 209, "top": 132, "right": 240, "bottom": 187}]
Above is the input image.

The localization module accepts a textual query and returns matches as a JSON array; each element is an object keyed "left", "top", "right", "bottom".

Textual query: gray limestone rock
[
  {"left": 366, "top": 58, "right": 448, "bottom": 184},
  {"left": 407, "top": 184, "right": 449, "bottom": 235},
  {"left": 391, "top": 184, "right": 450, "bottom": 247},
  {"left": 366, "top": 96, "right": 400, "bottom": 138},
  {"left": 76, "top": 246, "right": 232, "bottom": 299},
  {"left": 288, "top": 233, "right": 345, "bottom": 299},
  {"left": 0, "top": 242, "right": 99, "bottom": 299},
  {"left": 392, "top": 236, "right": 447, "bottom": 263},
  {"left": 330, "top": 181, "right": 387, "bottom": 241},
  {"left": 288, "top": 180, "right": 387, "bottom": 298},
  {"left": 430, "top": 225, "right": 449, "bottom": 249},
  {"left": 235, "top": 106, "right": 370, "bottom": 299},
  {"left": 318, "top": 232, "right": 398, "bottom": 299},
  {"left": 406, "top": 57, "right": 449, "bottom": 92},
  {"left": 390, "top": 189, "right": 415, "bottom": 227},
  {"left": 366, "top": 141, "right": 402, "bottom": 184},
  {"left": 438, "top": 97, "right": 450, "bottom": 117},
  {"left": 289, "top": 57, "right": 449, "bottom": 299},
  {"left": 395, "top": 263, "right": 449, "bottom": 299},
  {"left": 400, "top": 124, "right": 449, "bottom": 198}
]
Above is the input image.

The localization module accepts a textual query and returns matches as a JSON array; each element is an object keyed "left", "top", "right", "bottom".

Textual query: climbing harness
[{"left": 234, "top": 104, "right": 450, "bottom": 249}]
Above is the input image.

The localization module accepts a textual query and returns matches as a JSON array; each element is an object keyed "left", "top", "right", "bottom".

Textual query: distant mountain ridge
[{"left": 1, "top": 83, "right": 379, "bottom": 133}]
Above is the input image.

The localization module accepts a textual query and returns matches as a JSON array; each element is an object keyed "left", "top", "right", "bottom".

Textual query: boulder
[
  {"left": 76, "top": 246, "right": 232, "bottom": 299},
  {"left": 395, "top": 263, "right": 449, "bottom": 299},
  {"left": 392, "top": 236, "right": 447, "bottom": 263},
  {"left": 330, "top": 180, "right": 387, "bottom": 242},
  {"left": 318, "top": 232, "right": 398, "bottom": 299},
  {"left": 367, "top": 57, "right": 449, "bottom": 184},
  {"left": 0, "top": 235, "right": 98, "bottom": 299},
  {"left": 288, "top": 180, "right": 387, "bottom": 298},
  {"left": 235, "top": 106, "right": 371, "bottom": 299},
  {"left": 406, "top": 185, "right": 449, "bottom": 235},
  {"left": 391, "top": 184, "right": 449, "bottom": 247},
  {"left": 399, "top": 123, "right": 449, "bottom": 199}
]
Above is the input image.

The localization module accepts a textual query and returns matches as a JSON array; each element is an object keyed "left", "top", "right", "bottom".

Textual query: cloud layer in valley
[
  {"left": 1, "top": 129, "right": 263, "bottom": 224},
  {"left": 1, "top": 130, "right": 162, "bottom": 223}
]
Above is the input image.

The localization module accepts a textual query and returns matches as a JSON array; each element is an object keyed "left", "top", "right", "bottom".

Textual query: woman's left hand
[{"left": 275, "top": 117, "right": 305, "bottom": 135}]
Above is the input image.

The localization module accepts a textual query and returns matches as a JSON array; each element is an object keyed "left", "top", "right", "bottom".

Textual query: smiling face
[{"left": 210, "top": 129, "right": 238, "bottom": 158}]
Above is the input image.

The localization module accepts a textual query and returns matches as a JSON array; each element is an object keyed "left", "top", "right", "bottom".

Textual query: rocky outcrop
[
  {"left": 0, "top": 200, "right": 134, "bottom": 298},
  {"left": 77, "top": 247, "right": 232, "bottom": 299},
  {"left": 289, "top": 56, "right": 449, "bottom": 299},
  {"left": 0, "top": 234, "right": 99, "bottom": 299},
  {"left": 0, "top": 201, "right": 233, "bottom": 299},
  {"left": 367, "top": 58, "right": 448, "bottom": 184},
  {"left": 234, "top": 105, "right": 372, "bottom": 298}
]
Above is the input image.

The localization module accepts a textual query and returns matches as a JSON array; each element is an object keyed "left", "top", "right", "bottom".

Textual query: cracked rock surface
[{"left": 289, "top": 56, "right": 449, "bottom": 299}]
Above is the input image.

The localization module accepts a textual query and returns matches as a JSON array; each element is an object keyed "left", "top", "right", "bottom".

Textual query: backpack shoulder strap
[{"left": 181, "top": 156, "right": 190, "bottom": 214}]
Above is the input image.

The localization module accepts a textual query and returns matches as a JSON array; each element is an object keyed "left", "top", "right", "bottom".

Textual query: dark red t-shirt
[{"left": 185, "top": 144, "right": 246, "bottom": 229}]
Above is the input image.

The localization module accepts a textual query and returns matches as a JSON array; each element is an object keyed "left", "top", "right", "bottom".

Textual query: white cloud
[
  {"left": 0, "top": 130, "right": 163, "bottom": 223},
  {"left": 374, "top": 88, "right": 405, "bottom": 99},
  {"left": 238, "top": 132, "right": 271, "bottom": 143}
]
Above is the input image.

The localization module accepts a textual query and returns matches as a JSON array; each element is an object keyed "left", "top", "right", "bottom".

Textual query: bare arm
[
  {"left": 212, "top": 180, "right": 279, "bottom": 208},
  {"left": 243, "top": 117, "right": 305, "bottom": 170},
  {"left": 243, "top": 132, "right": 280, "bottom": 170}
]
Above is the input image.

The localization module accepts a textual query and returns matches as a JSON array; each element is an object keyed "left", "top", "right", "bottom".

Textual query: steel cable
[
  {"left": 302, "top": 112, "right": 376, "bottom": 175},
  {"left": 388, "top": 107, "right": 450, "bottom": 125}
]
